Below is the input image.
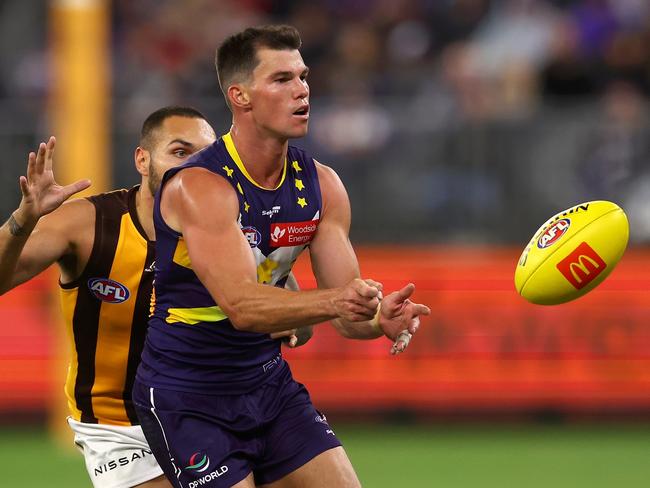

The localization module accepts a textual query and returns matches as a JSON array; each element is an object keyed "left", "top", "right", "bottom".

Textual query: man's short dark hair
[
  {"left": 215, "top": 25, "right": 302, "bottom": 106},
  {"left": 140, "top": 106, "right": 208, "bottom": 150}
]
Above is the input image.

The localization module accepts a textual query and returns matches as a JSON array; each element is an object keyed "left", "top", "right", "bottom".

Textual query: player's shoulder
[
  {"left": 313, "top": 160, "right": 343, "bottom": 187},
  {"left": 287, "top": 143, "right": 311, "bottom": 159},
  {"left": 167, "top": 166, "right": 238, "bottom": 210},
  {"left": 310, "top": 160, "right": 349, "bottom": 216},
  {"left": 174, "top": 165, "right": 233, "bottom": 189},
  {"left": 175, "top": 138, "right": 223, "bottom": 172},
  {"left": 86, "top": 187, "right": 130, "bottom": 211},
  {"left": 166, "top": 139, "right": 230, "bottom": 186},
  {"left": 287, "top": 144, "right": 320, "bottom": 169},
  {"left": 36, "top": 194, "right": 96, "bottom": 241},
  {"left": 51, "top": 194, "right": 96, "bottom": 221},
  {"left": 283, "top": 141, "right": 336, "bottom": 180},
  {"left": 49, "top": 187, "right": 135, "bottom": 230}
]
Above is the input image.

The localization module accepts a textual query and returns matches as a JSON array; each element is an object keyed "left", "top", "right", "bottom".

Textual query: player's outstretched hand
[
  {"left": 17, "top": 137, "right": 91, "bottom": 226},
  {"left": 378, "top": 283, "right": 430, "bottom": 355},
  {"left": 333, "top": 278, "right": 383, "bottom": 323}
]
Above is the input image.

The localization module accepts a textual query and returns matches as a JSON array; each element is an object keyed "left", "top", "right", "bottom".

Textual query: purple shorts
[{"left": 132, "top": 365, "right": 341, "bottom": 487}]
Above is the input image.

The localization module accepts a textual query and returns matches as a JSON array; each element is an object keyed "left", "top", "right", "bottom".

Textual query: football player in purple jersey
[{"left": 133, "top": 25, "right": 430, "bottom": 488}]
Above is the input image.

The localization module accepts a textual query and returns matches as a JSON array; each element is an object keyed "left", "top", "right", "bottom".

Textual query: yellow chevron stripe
[
  {"left": 172, "top": 238, "right": 192, "bottom": 269},
  {"left": 165, "top": 306, "right": 228, "bottom": 325},
  {"left": 222, "top": 132, "right": 287, "bottom": 190}
]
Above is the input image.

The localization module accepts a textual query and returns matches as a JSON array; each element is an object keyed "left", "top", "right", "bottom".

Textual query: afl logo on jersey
[
  {"left": 242, "top": 226, "right": 261, "bottom": 248},
  {"left": 87, "top": 278, "right": 130, "bottom": 303}
]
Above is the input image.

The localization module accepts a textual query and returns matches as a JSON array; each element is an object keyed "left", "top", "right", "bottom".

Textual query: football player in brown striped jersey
[{"left": 0, "top": 106, "right": 310, "bottom": 488}]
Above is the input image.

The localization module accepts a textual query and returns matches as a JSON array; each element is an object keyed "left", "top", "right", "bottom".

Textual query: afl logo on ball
[
  {"left": 537, "top": 219, "right": 570, "bottom": 249},
  {"left": 87, "top": 278, "right": 130, "bottom": 303}
]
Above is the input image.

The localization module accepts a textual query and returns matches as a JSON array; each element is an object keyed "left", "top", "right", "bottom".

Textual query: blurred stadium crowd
[{"left": 1, "top": 0, "right": 650, "bottom": 243}]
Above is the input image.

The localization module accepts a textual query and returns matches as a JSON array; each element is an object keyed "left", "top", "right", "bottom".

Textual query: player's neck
[
  {"left": 230, "top": 124, "right": 288, "bottom": 188},
  {"left": 135, "top": 185, "right": 156, "bottom": 241}
]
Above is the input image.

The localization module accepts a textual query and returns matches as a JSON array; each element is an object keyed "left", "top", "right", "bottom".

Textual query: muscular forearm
[{"left": 222, "top": 283, "right": 342, "bottom": 333}]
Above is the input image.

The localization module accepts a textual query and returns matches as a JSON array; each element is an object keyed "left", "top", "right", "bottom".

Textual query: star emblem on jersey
[
  {"left": 292, "top": 160, "right": 302, "bottom": 172},
  {"left": 222, "top": 165, "right": 234, "bottom": 178},
  {"left": 244, "top": 201, "right": 250, "bottom": 213},
  {"left": 297, "top": 197, "right": 307, "bottom": 208},
  {"left": 257, "top": 258, "right": 279, "bottom": 284},
  {"left": 295, "top": 179, "right": 305, "bottom": 191}
]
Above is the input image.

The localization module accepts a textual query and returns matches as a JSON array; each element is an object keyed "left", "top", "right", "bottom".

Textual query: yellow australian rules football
[{"left": 515, "top": 201, "right": 629, "bottom": 305}]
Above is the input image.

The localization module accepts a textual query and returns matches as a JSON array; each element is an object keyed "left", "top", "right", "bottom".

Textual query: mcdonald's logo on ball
[
  {"left": 515, "top": 201, "right": 629, "bottom": 305},
  {"left": 556, "top": 242, "right": 606, "bottom": 289}
]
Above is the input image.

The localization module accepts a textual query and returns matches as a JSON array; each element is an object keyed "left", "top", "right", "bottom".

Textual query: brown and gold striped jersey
[{"left": 60, "top": 186, "right": 154, "bottom": 426}]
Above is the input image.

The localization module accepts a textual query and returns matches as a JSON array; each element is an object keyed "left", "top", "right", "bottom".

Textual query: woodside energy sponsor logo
[{"left": 270, "top": 220, "right": 319, "bottom": 247}]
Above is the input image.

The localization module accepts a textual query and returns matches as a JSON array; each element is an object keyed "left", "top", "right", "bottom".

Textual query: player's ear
[
  {"left": 134, "top": 147, "right": 150, "bottom": 176},
  {"left": 229, "top": 84, "right": 251, "bottom": 109}
]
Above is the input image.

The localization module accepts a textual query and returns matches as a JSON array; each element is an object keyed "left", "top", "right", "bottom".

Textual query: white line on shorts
[{"left": 149, "top": 387, "right": 184, "bottom": 487}]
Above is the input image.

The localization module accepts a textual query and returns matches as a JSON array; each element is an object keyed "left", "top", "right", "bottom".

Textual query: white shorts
[{"left": 67, "top": 417, "right": 165, "bottom": 488}]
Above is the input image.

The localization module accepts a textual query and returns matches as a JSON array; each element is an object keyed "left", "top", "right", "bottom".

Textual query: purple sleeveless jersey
[{"left": 136, "top": 133, "right": 322, "bottom": 394}]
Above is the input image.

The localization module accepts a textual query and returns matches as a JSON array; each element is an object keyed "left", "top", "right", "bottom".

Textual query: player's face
[
  {"left": 247, "top": 48, "right": 310, "bottom": 139},
  {"left": 147, "top": 116, "right": 216, "bottom": 196}
]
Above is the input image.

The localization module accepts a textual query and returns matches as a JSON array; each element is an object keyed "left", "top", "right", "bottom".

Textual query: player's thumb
[
  {"left": 393, "top": 283, "right": 415, "bottom": 302},
  {"left": 63, "top": 179, "right": 92, "bottom": 200}
]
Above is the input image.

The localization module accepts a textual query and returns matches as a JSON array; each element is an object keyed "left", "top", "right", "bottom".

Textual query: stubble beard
[{"left": 147, "top": 159, "right": 162, "bottom": 197}]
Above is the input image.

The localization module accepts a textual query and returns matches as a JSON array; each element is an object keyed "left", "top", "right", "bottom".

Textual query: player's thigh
[
  {"left": 133, "top": 472, "right": 254, "bottom": 488},
  {"left": 260, "top": 446, "right": 361, "bottom": 488},
  {"left": 132, "top": 380, "right": 257, "bottom": 488},
  {"left": 133, "top": 474, "right": 173, "bottom": 487},
  {"left": 232, "top": 473, "right": 255, "bottom": 488}
]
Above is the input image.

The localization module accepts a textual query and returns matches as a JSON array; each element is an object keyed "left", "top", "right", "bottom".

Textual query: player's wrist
[
  {"left": 329, "top": 286, "right": 349, "bottom": 319},
  {"left": 369, "top": 302, "right": 382, "bottom": 334},
  {"left": 9, "top": 208, "right": 37, "bottom": 236}
]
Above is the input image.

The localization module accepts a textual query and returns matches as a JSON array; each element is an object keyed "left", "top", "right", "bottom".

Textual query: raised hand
[
  {"left": 17, "top": 137, "right": 91, "bottom": 226},
  {"left": 377, "top": 283, "right": 430, "bottom": 355}
]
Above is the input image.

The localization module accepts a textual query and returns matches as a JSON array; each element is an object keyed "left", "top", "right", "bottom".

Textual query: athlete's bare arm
[
  {"left": 161, "top": 167, "right": 382, "bottom": 333},
  {"left": 310, "top": 162, "right": 431, "bottom": 349},
  {"left": 0, "top": 137, "right": 92, "bottom": 294},
  {"left": 270, "top": 273, "right": 314, "bottom": 347}
]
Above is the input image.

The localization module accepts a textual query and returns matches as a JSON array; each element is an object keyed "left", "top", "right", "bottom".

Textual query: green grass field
[{"left": 1, "top": 424, "right": 648, "bottom": 487}]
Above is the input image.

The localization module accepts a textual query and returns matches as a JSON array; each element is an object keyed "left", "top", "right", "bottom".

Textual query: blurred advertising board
[
  {"left": 287, "top": 247, "right": 650, "bottom": 413},
  {"left": 0, "top": 248, "right": 648, "bottom": 416}
]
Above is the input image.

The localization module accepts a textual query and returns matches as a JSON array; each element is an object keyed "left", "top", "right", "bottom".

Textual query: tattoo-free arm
[
  {"left": 160, "top": 167, "right": 380, "bottom": 333},
  {"left": 309, "top": 162, "right": 384, "bottom": 339}
]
